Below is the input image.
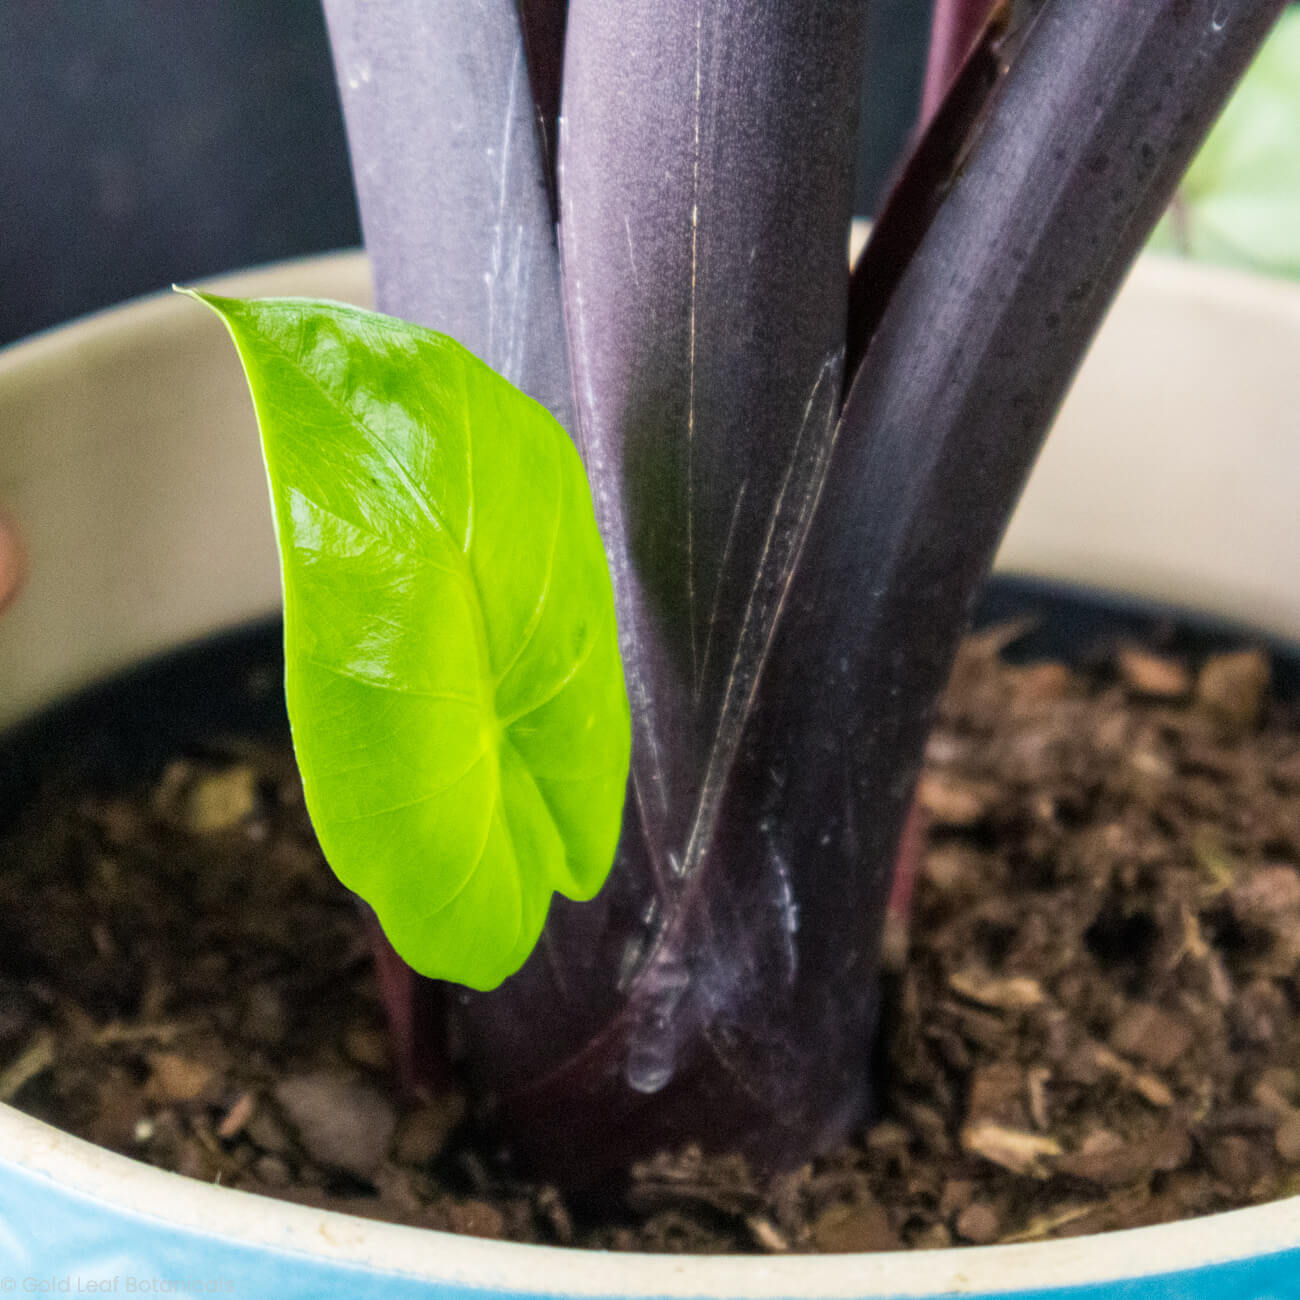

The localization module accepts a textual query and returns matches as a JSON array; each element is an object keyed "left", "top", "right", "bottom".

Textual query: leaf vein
[
  {"left": 498, "top": 622, "right": 605, "bottom": 728},
  {"left": 325, "top": 749, "right": 490, "bottom": 823},
  {"left": 302, "top": 657, "right": 478, "bottom": 705},
  {"left": 493, "top": 463, "right": 564, "bottom": 686},
  {"left": 260, "top": 322, "right": 464, "bottom": 548}
]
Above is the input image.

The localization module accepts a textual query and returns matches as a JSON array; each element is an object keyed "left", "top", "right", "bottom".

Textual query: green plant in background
[
  {"left": 1150, "top": 8, "right": 1300, "bottom": 277},
  {"left": 186, "top": 292, "right": 630, "bottom": 991}
]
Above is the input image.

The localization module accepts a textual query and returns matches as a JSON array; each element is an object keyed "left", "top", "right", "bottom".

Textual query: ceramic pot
[{"left": 1, "top": 252, "right": 1298, "bottom": 1297}]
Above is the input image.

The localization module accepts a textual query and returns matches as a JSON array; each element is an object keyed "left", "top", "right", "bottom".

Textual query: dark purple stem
[
  {"left": 469, "top": 0, "right": 1282, "bottom": 1184},
  {"left": 921, "top": 0, "right": 1002, "bottom": 130},
  {"left": 364, "top": 910, "right": 448, "bottom": 1098},
  {"left": 736, "top": 4, "right": 1288, "bottom": 1136},
  {"left": 321, "top": 0, "right": 1285, "bottom": 1186},
  {"left": 515, "top": 0, "right": 568, "bottom": 214},
  {"left": 321, "top": 0, "right": 572, "bottom": 429},
  {"left": 457, "top": 0, "right": 870, "bottom": 1181},
  {"left": 846, "top": 3, "right": 1011, "bottom": 380}
]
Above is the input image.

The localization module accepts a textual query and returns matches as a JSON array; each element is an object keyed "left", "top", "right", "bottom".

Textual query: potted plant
[
  {"left": 2, "top": 206, "right": 1300, "bottom": 1300},
  {"left": 2, "top": 0, "right": 1299, "bottom": 1295}
]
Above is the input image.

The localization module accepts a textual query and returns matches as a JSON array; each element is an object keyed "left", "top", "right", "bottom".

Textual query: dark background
[{"left": 0, "top": 1, "right": 929, "bottom": 348}]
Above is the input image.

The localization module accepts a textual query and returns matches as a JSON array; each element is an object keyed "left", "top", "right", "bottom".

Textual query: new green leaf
[{"left": 187, "top": 292, "right": 630, "bottom": 990}]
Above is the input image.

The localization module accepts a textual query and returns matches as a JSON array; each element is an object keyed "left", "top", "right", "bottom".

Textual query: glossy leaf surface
[{"left": 189, "top": 292, "right": 630, "bottom": 990}]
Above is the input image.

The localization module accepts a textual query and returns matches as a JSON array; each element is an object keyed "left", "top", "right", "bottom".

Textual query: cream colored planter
[{"left": 0, "top": 252, "right": 1298, "bottom": 1297}]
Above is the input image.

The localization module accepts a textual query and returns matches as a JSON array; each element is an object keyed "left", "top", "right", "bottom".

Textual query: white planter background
[{"left": 0, "top": 251, "right": 1298, "bottom": 1297}]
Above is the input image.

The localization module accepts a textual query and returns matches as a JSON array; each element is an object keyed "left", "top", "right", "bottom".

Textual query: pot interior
[{"left": 0, "top": 252, "right": 1298, "bottom": 1295}]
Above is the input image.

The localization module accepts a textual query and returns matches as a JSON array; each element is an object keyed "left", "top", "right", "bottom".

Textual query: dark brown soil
[{"left": 2, "top": 623, "right": 1300, "bottom": 1253}]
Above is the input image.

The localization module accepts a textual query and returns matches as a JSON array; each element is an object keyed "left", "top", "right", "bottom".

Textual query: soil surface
[{"left": 2, "top": 619, "right": 1300, "bottom": 1253}]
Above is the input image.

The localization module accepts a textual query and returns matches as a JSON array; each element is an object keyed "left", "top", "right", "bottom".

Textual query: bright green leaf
[
  {"left": 1149, "top": 9, "right": 1300, "bottom": 279},
  {"left": 185, "top": 291, "right": 630, "bottom": 990}
]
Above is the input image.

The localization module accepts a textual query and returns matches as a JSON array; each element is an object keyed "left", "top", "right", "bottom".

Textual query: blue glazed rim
[{"left": 2, "top": 1104, "right": 1299, "bottom": 1299}]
